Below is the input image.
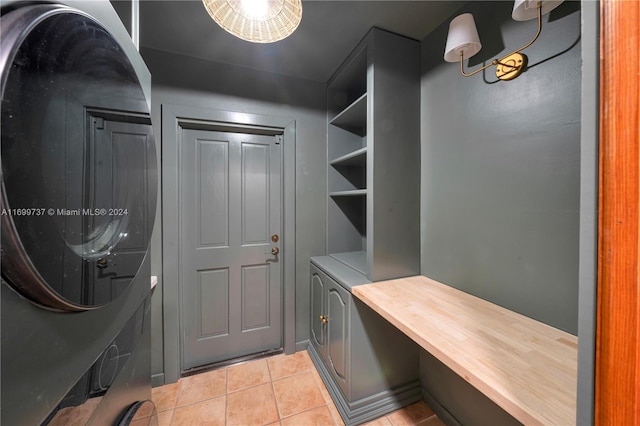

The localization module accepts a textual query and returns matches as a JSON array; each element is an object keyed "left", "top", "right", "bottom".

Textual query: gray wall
[
  {"left": 419, "top": 1, "right": 583, "bottom": 423},
  {"left": 421, "top": 1, "right": 581, "bottom": 333},
  {"left": 140, "top": 47, "right": 327, "bottom": 382}
]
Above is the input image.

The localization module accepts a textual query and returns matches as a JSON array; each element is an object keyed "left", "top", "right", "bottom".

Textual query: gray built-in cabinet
[
  {"left": 309, "top": 257, "right": 421, "bottom": 425},
  {"left": 308, "top": 28, "right": 422, "bottom": 425},
  {"left": 326, "top": 27, "right": 420, "bottom": 281}
]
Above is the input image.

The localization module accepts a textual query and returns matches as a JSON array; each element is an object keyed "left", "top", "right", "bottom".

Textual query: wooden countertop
[{"left": 352, "top": 275, "right": 577, "bottom": 425}]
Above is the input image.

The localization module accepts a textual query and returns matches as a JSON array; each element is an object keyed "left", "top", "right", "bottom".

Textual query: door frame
[
  {"left": 595, "top": 0, "right": 640, "bottom": 423},
  {"left": 161, "top": 104, "right": 296, "bottom": 384}
]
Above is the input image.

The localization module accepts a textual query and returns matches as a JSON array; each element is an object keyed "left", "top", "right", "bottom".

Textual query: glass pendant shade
[
  {"left": 512, "top": 0, "right": 564, "bottom": 21},
  {"left": 202, "top": 0, "right": 302, "bottom": 43},
  {"left": 443, "top": 13, "right": 482, "bottom": 63}
]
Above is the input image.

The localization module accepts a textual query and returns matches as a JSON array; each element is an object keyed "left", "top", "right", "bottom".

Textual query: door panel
[
  {"left": 242, "top": 143, "right": 270, "bottom": 244},
  {"left": 327, "top": 277, "right": 349, "bottom": 389},
  {"left": 181, "top": 129, "right": 282, "bottom": 370},
  {"left": 197, "top": 140, "right": 229, "bottom": 247},
  {"left": 197, "top": 268, "right": 229, "bottom": 338},
  {"left": 310, "top": 268, "right": 325, "bottom": 350},
  {"left": 241, "top": 264, "right": 271, "bottom": 331}
]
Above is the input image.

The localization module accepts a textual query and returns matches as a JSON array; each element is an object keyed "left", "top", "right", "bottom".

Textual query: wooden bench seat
[{"left": 352, "top": 275, "right": 577, "bottom": 425}]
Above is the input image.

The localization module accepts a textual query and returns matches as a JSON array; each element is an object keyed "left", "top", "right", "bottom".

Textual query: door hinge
[
  {"left": 94, "top": 117, "right": 105, "bottom": 130},
  {"left": 275, "top": 135, "right": 283, "bottom": 145}
]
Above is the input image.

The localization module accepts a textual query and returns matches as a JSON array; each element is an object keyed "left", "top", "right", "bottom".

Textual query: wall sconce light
[{"left": 444, "top": 0, "right": 564, "bottom": 81}]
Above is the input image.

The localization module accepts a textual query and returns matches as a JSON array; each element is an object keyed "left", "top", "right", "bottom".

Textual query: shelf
[
  {"left": 330, "top": 147, "right": 367, "bottom": 168},
  {"left": 329, "top": 93, "right": 367, "bottom": 137},
  {"left": 328, "top": 251, "right": 368, "bottom": 277},
  {"left": 329, "top": 189, "right": 367, "bottom": 197}
]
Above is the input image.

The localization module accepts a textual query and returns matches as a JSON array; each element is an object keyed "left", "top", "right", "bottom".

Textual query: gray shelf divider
[
  {"left": 330, "top": 147, "right": 367, "bottom": 168},
  {"left": 329, "top": 189, "right": 367, "bottom": 197},
  {"left": 329, "top": 93, "right": 367, "bottom": 136}
]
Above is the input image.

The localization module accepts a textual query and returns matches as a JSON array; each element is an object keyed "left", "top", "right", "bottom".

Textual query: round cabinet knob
[{"left": 320, "top": 315, "right": 328, "bottom": 324}]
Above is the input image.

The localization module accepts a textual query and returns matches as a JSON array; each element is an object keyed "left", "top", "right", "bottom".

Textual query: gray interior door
[
  {"left": 87, "top": 116, "right": 152, "bottom": 306},
  {"left": 179, "top": 128, "right": 282, "bottom": 371}
]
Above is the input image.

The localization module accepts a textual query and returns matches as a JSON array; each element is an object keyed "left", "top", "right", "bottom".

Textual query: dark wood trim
[{"left": 596, "top": 0, "right": 640, "bottom": 423}]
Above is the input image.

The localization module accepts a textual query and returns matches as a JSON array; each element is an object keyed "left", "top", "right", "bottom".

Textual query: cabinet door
[
  {"left": 326, "top": 276, "right": 349, "bottom": 393},
  {"left": 310, "top": 265, "right": 326, "bottom": 352}
]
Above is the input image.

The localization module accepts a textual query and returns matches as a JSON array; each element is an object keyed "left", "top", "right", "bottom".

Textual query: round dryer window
[{"left": 0, "top": 5, "right": 157, "bottom": 311}]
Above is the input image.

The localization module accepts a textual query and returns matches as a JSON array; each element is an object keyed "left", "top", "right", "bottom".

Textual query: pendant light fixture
[{"left": 202, "top": 0, "right": 302, "bottom": 43}]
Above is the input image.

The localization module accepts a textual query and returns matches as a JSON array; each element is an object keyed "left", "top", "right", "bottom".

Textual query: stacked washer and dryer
[{"left": 0, "top": 1, "right": 158, "bottom": 424}]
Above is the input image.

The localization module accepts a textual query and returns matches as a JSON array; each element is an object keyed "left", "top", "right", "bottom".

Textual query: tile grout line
[
  {"left": 274, "top": 358, "right": 335, "bottom": 424},
  {"left": 269, "top": 366, "right": 285, "bottom": 421},
  {"left": 277, "top": 403, "right": 333, "bottom": 424},
  {"left": 309, "top": 365, "right": 342, "bottom": 426},
  {"left": 224, "top": 368, "right": 229, "bottom": 426},
  {"left": 266, "top": 355, "right": 289, "bottom": 424},
  {"left": 268, "top": 353, "right": 331, "bottom": 424},
  {"left": 168, "top": 378, "right": 181, "bottom": 423}
]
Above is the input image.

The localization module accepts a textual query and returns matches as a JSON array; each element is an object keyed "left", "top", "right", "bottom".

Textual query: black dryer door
[{"left": 0, "top": 4, "right": 157, "bottom": 311}]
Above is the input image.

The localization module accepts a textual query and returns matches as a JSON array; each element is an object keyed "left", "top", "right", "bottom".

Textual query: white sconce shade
[
  {"left": 444, "top": 13, "right": 482, "bottom": 63},
  {"left": 444, "top": 0, "right": 564, "bottom": 80},
  {"left": 512, "top": 0, "right": 564, "bottom": 21}
]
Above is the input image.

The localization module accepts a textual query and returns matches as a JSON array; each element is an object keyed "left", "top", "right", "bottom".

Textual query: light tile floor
[{"left": 151, "top": 350, "right": 445, "bottom": 426}]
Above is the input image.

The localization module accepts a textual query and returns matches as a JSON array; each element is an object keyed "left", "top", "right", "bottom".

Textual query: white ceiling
[{"left": 139, "top": 1, "right": 465, "bottom": 82}]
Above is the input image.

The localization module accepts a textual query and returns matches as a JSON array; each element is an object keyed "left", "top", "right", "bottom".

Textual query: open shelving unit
[
  {"left": 326, "top": 28, "right": 420, "bottom": 282},
  {"left": 327, "top": 43, "right": 368, "bottom": 272}
]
